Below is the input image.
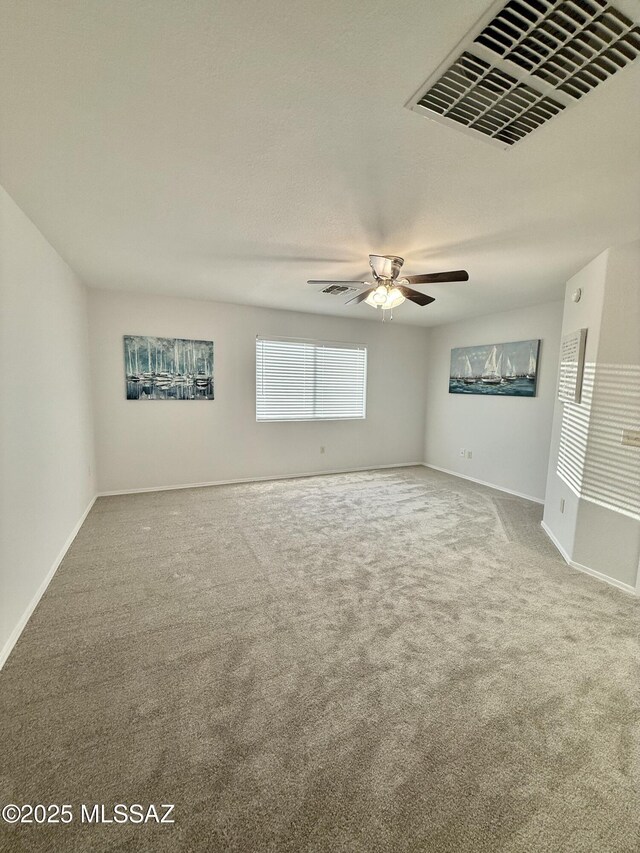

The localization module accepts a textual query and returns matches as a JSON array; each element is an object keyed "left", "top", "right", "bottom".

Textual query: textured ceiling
[{"left": 1, "top": 0, "right": 639, "bottom": 326}]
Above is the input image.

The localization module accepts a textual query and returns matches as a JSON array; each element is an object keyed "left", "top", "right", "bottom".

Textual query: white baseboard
[
  {"left": 0, "top": 494, "right": 97, "bottom": 671},
  {"left": 97, "top": 462, "right": 425, "bottom": 497},
  {"left": 540, "top": 521, "right": 636, "bottom": 596},
  {"left": 422, "top": 463, "right": 544, "bottom": 504}
]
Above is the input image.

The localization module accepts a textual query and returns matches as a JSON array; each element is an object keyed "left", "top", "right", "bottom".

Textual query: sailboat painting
[
  {"left": 449, "top": 339, "right": 540, "bottom": 396},
  {"left": 124, "top": 335, "right": 214, "bottom": 400}
]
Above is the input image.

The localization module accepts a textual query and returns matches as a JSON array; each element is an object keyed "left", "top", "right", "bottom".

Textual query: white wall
[
  {"left": 542, "top": 253, "right": 607, "bottom": 557},
  {"left": 0, "top": 185, "right": 95, "bottom": 665},
  {"left": 89, "top": 290, "right": 429, "bottom": 493},
  {"left": 423, "top": 300, "right": 564, "bottom": 502},
  {"left": 543, "top": 242, "right": 640, "bottom": 591},
  {"left": 575, "top": 241, "right": 640, "bottom": 588}
]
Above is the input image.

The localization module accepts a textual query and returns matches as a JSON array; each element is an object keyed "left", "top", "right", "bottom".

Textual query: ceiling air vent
[
  {"left": 406, "top": 0, "right": 640, "bottom": 146},
  {"left": 321, "top": 284, "right": 359, "bottom": 295}
]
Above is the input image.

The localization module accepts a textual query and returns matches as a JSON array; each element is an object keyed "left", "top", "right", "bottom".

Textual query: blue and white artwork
[
  {"left": 449, "top": 339, "right": 540, "bottom": 397},
  {"left": 124, "top": 335, "right": 214, "bottom": 400}
]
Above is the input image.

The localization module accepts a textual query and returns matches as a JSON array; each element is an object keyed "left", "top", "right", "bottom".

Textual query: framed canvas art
[
  {"left": 124, "top": 335, "right": 214, "bottom": 400},
  {"left": 449, "top": 339, "right": 540, "bottom": 397}
]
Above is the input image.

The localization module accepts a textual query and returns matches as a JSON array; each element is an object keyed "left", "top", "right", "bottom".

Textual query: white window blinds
[{"left": 256, "top": 337, "right": 367, "bottom": 422}]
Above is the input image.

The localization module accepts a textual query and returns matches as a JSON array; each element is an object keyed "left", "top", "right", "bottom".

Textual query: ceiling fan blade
[
  {"left": 307, "top": 280, "right": 368, "bottom": 286},
  {"left": 345, "top": 288, "right": 374, "bottom": 305},
  {"left": 397, "top": 286, "right": 436, "bottom": 307},
  {"left": 402, "top": 270, "right": 469, "bottom": 285}
]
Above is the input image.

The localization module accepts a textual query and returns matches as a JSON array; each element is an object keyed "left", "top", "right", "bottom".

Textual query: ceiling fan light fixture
[
  {"left": 370, "top": 284, "right": 389, "bottom": 305},
  {"left": 365, "top": 285, "right": 406, "bottom": 310},
  {"left": 384, "top": 287, "right": 406, "bottom": 309}
]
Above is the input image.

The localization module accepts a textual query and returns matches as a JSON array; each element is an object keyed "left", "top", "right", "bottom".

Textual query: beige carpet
[{"left": 1, "top": 466, "right": 639, "bottom": 852}]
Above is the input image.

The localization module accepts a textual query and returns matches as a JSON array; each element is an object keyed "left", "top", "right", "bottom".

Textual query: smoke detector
[{"left": 406, "top": 0, "right": 640, "bottom": 147}]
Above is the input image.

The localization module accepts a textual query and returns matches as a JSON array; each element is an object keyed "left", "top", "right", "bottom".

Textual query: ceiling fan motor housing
[{"left": 369, "top": 254, "right": 404, "bottom": 281}]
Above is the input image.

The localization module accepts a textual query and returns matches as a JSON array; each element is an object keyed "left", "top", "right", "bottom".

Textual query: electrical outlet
[
  {"left": 320, "top": 446, "right": 325, "bottom": 454},
  {"left": 459, "top": 448, "right": 465, "bottom": 457},
  {"left": 560, "top": 498, "right": 565, "bottom": 513},
  {"left": 466, "top": 450, "right": 473, "bottom": 459}
]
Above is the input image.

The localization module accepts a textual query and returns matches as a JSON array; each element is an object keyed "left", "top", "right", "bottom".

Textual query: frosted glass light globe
[
  {"left": 371, "top": 284, "right": 388, "bottom": 305},
  {"left": 365, "top": 284, "right": 406, "bottom": 310}
]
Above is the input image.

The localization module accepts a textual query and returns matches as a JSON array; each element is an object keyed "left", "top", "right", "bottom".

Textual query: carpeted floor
[{"left": 1, "top": 466, "right": 639, "bottom": 852}]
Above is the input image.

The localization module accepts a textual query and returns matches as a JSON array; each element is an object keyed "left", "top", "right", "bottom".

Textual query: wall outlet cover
[{"left": 621, "top": 429, "right": 640, "bottom": 448}]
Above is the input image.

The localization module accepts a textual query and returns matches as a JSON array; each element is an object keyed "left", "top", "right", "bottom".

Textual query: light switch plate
[{"left": 621, "top": 429, "right": 640, "bottom": 448}]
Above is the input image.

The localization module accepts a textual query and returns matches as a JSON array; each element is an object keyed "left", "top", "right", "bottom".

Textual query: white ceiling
[{"left": 1, "top": 0, "right": 639, "bottom": 326}]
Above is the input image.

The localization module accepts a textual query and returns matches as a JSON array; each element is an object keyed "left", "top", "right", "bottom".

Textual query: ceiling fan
[{"left": 308, "top": 254, "right": 469, "bottom": 316}]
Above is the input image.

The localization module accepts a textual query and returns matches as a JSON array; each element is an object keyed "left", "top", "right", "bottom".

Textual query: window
[{"left": 256, "top": 336, "right": 367, "bottom": 422}]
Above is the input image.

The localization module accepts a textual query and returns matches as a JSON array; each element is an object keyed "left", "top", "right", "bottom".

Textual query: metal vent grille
[
  {"left": 407, "top": 0, "right": 640, "bottom": 146},
  {"left": 475, "top": 0, "right": 640, "bottom": 99},
  {"left": 418, "top": 51, "right": 566, "bottom": 144},
  {"left": 321, "top": 285, "right": 359, "bottom": 295}
]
